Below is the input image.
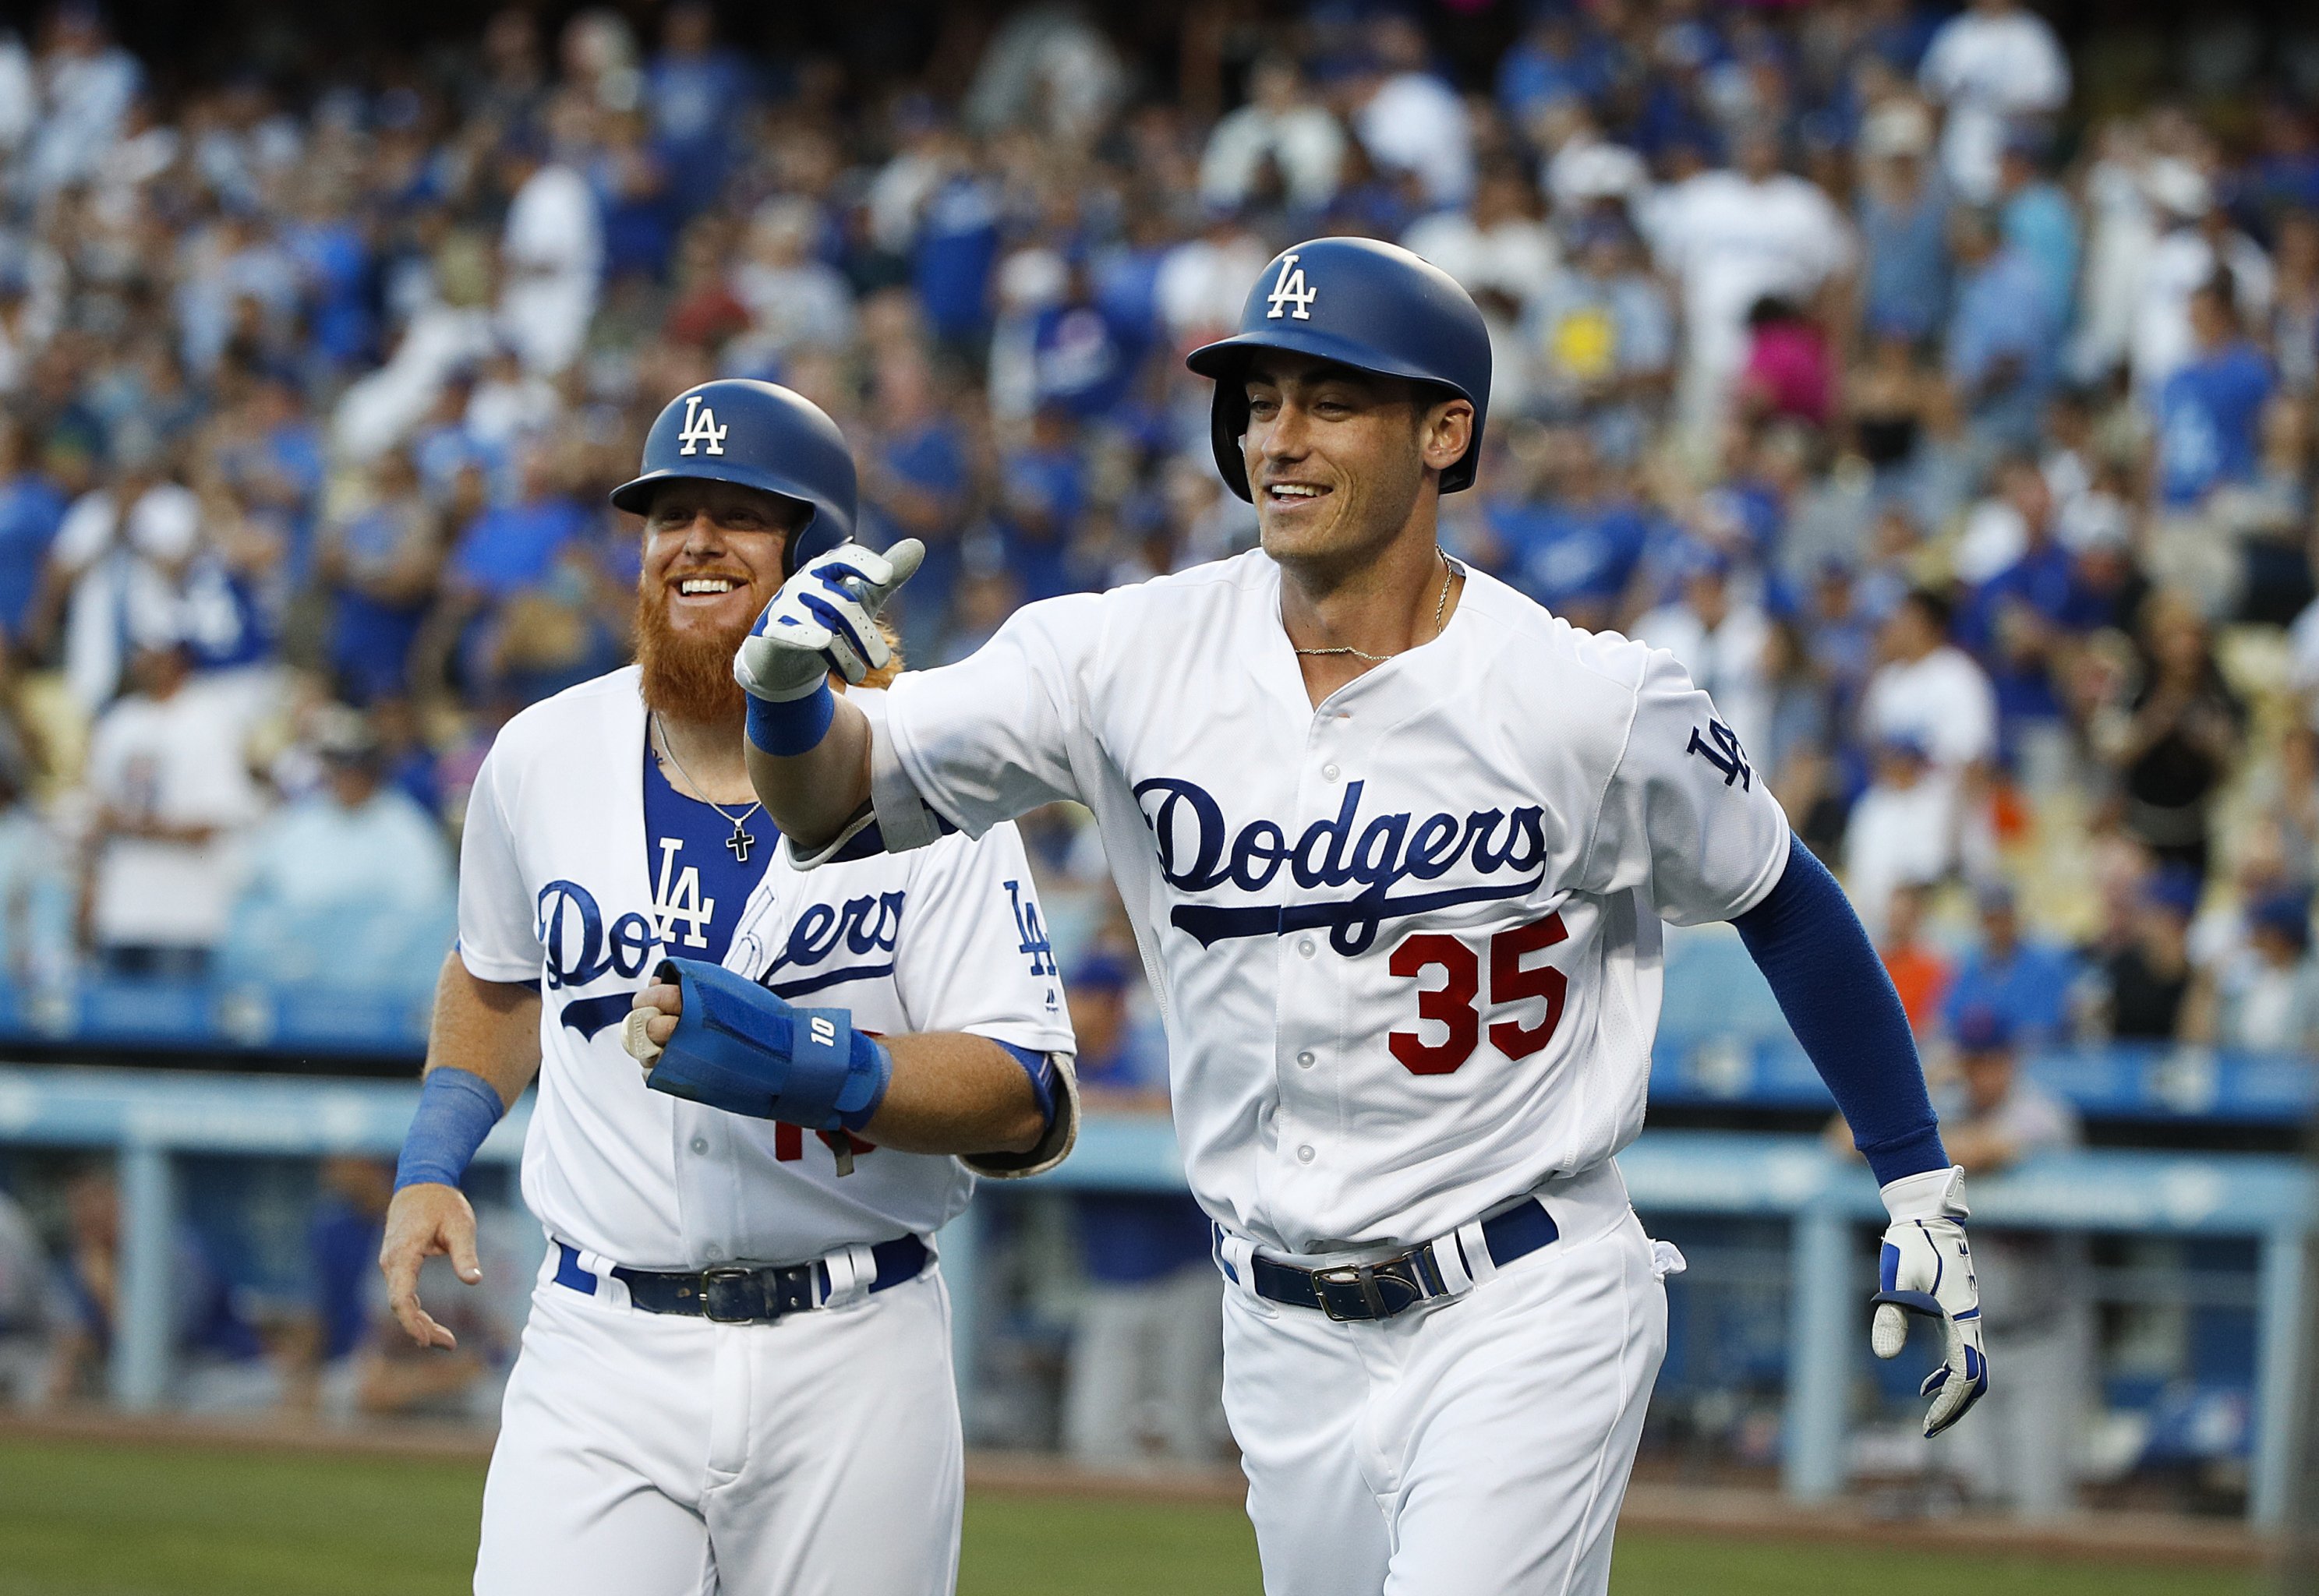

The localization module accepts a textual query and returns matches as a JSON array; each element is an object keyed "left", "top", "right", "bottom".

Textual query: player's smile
[
  {"left": 1260, "top": 478, "right": 1333, "bottom": 514},
  {"left": 659, "top": 565, "right": 767, "bottom": 632}
]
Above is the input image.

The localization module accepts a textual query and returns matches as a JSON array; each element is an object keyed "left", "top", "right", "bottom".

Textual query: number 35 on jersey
[{"left": 1388, "top": 913, "right": 1568, "bottom": 1076}]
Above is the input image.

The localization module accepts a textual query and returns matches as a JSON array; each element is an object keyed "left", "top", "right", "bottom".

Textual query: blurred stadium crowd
[{"left": 0, "top": 0, "right": 2304, "bottom": 1502}]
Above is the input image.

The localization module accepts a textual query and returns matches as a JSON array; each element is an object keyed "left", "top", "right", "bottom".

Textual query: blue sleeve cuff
[
  {"left": 745, "top": 679, "right": 836, "bottom": 757},
  {"left": 994, "top": 1040, "right": 1059, "bottom": 1130},
  {"left": 395, "top": 1066, "right": 507, "bottom": 1192}
]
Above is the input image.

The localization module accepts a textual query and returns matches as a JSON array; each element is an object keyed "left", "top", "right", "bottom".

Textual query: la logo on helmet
[
  {"left": 1265, "top": 253, "right": 1317, "bottom": 321},
  {"left": 677, "top": 393, "right": 729, "bottom": 456}
]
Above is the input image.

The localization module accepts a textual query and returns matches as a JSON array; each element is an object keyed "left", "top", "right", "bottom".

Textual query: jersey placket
[{"left": 1268, "top": 700, "right": 1366, "bottom": 1227}]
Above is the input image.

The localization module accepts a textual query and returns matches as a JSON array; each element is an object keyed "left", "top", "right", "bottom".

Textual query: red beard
[{"left": 634, "top": 579, "right": 763, "bottom": 725}]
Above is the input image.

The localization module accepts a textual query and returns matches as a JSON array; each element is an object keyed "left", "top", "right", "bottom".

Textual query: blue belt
[
  {"left": 553, "top": 1235, "right": 928, "bottom": 1323},
  {"left": 1243, "top": 1199, "right": 1560, "bottom": 1322}
]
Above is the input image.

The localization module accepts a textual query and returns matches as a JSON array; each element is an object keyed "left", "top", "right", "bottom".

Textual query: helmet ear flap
[{"left": 1209, "top": 381, "right": 1254, "bottom": 503}]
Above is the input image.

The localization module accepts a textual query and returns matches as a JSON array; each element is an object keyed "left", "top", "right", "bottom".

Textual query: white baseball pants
[
  {"left": 474, "top": 1259, "right": 963, "bottom": 1596},
  {"left": 1221, "top": 1181, "right": 1672, "bottom": 1596}
]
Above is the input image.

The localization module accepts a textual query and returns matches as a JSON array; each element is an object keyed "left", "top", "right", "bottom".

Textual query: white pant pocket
[{"left": 1649, "top": 1238, "right": 1688, "bottom": 1280}]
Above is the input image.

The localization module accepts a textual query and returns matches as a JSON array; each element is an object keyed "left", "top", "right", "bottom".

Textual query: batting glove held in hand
[
  {"left": 1872, "top": 1165, "right": 1988, "bottom": 1437},
  {"left": 734, "top": 539, "right": 926, "bottom": 701}
]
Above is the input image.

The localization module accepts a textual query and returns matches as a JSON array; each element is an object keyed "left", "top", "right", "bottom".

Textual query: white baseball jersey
[
  {"left": 851, "top": 552, "right": 1791, "bottom": 1255},
  {"left": 458, "top": 666, "right": 1076, "bottom": 1271}
]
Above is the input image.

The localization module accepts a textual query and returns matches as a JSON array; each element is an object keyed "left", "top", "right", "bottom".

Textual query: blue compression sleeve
[
  {"left": 745, "top": 680, "right": 836, "bottom": 756},
  {"left": 394, "top": 1066, "right": 506, "bottom": 1192},
  {"left": 1730, "top": 836, "right": 1948, "bottom": 1186}
]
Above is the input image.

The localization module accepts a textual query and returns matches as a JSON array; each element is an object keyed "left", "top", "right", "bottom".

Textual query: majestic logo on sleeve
[
  {"left": 1136, "top": 778, "right": 1550, "bottom": 955},
  {"left": 1264, "top": 252, "right": 1317, "bottom": 320}
]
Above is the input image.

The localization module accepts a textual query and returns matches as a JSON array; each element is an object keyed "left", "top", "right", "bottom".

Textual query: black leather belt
[
  {"left": 554, "top": 1234, "right": 928, "bottom": 1322},
  {"left": 1246, "top": 1199, "right": 1559, "bottom": 1322}
]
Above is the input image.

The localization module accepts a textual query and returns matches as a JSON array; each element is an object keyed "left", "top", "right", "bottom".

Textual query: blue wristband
[
  {"left": 745, "top": 680, "right": 836, "bottom": 757},
  {"left": 394, "top": 1066, "right": 507, "bottom": 1192}
]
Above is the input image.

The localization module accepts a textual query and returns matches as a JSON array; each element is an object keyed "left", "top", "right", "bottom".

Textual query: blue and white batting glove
[
  {"left": 1872, "top": 1164, "right": 1988, "bottom": 1438},
  {"left": 734, "top": 538, "right": 926, "bottom": 701}
]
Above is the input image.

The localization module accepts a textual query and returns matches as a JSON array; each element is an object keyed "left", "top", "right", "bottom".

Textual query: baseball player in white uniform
[
  {"left": 728, "top": 240, "right": 1986, "bottom": 1594},
  {"left": 380, "top": 380, "right": 1076, "bottom": 1596}
]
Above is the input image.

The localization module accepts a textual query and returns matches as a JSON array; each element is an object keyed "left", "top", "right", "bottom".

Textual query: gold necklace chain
[{"left": 1293, "top": 552, "right": 1457, "bottom": 665}]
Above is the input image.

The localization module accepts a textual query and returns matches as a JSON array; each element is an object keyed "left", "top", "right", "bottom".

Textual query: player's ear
[{"left": 1418, "top": 397, "right": 1473, "bottom": 476}]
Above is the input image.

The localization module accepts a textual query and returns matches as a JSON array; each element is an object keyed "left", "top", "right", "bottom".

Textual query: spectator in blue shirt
[
  {"left": 1960, "top": 457, "right": 2087, "bottom": 771},
  {"left": 647, "top": 2, "right": 758, "bottom": 217},
  {"left": 913, "top": 145, "right": 1002, "bottom": 354},
  {"left": 1480, "top": 425, "right": 1648, "bottom": 632},
  {"left": 1856, "top": 105, "right": 1950, "bottom": 344},
  {"left": 0, "top": 419, "right": 65, "bottom": 651},
  {"left": 1496, "top": 11, "right": 1619, "bottom": 136},
  {"left": 1031, "top": 262, "right": 1140, "bottom": 421},
  {"left": 319, "top": 450, "right": 444, "bottom": 704},
  {"left": 2155, "top": 279, "right": 2274, "bottom": 510},
  {"left": 446, "top": 446, "right": 585, "bottom": 603},
  {"left": 864, "top": 352, "right": 974, "bottom": 650},
  {"left": 995, "top": 404, "right": 1087, "bottom": 602},
  {"left": 47, "top": 1164, "right": 269, "bottom": 1408},
  {"left": 1996, "top": 134, "right": 2078, "bottom": 334},
  {"left": 1946, "top": 206, "right": 2059, "bottom": 449},
  {"left": 1944, "top": 881, "right": 2079, "bottom": 1046}
]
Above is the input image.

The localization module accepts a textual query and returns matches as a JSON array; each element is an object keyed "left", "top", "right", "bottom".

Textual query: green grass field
[{"left": 0, "top": 1435, "right": 2263, "bottom": 1595}]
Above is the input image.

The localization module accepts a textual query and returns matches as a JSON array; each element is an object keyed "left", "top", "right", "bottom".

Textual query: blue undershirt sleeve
[
  {"left": 992, "top": 1040, "right": 1059, "bottom": 1130},
  {"left": 1730, "top": 835, "right": 1948, "bottom": 1186}
]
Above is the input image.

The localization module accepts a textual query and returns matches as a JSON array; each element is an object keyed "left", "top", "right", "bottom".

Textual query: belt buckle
[
  {"left": 700, "top": 1266, "right": 760, "bottom": 1322},
  {"left": 1311, "top": 1263, "right": 1391, "bottom": 1322}
]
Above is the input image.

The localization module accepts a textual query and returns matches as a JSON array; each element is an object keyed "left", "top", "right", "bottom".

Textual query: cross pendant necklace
[{"left": 651, "top": 714, "right": 762, "bottom": 864}]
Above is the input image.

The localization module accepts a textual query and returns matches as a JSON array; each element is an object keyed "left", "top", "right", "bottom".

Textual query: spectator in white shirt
[
  {"left": 1154, "top": 211, "right": 1273, "bottom": 343},
  {"left": 1404, "top": 165, "right": 1560, "bottom": 414},
  {"left": 1199, "top": 56, "right": 1345, "bottom": 217},
  {"left": 1844, "top": 734, "right": 1958, "bottom": 939},
  {"left": 2130, "top": 160, "right": 2273, "bottom": 399},
  {"left": 2185, "top": 890, "right": 2319, "bottom": 1054},
  {"left": 1648, "top": 123, "right": 1853, "bottom": 436},
  {"left": 730, "top": 196, "right": 857, "bottom": 363},
  {"left": 1630, "top": 551, "right": 1775, "bottom": 761},
  {"left": 229, "top": 708, "right": 452, "bottom": 986},
  {"left": 1917, "top": 0, "right": 2070, "bottom": 204},
  {"left": 1350, "top": 13, "right": 1473, "bottom": 210},
  {"left": 495, "top": 132, "right": 603, "bottom": 377},
  {"left": 26, "top": 5, "right": 139, "bottom": 197},
  {"left": 79, "top": 641, "right": 266, "bottom": 979},
  {"left": 1861, "top": 587, "right": 2000, "bottom": 777}
]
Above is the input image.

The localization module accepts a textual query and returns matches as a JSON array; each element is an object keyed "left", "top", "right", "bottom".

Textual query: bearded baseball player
[
  {"left": 379, "top": 379, "right": 1076, "bottom": 1596},
  {"left": 733, "top": 239, "right": 1983, "bottom": 1594}
]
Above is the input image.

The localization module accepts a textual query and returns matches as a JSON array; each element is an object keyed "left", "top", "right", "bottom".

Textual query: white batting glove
[
  {"left": 734, "top": 539, "right": 925, "bottom": 700},
  {"left": 1872, "top": 1165, "right": 1988, "bottom": 1438}
]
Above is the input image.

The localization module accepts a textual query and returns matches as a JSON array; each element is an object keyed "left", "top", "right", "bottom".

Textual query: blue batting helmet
[
  {"left": 612, "top": 379, "right": 858, "bottom": 574},
  {"left": 1186, "top": 236, "right": 1492, "bottom": 500}
]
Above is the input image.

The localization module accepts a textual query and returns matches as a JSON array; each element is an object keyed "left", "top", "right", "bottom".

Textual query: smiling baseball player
[
  {"left": 732, "top": 240, "right": 1982, "bottom": 1594},
  {"left": 378, "top": 379, "right": 1075, "bottom": 1596}
]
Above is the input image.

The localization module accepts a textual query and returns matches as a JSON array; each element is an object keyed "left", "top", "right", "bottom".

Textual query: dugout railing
[{"left": 0, "top": 1064, "right": 2307, "bottom": 1524}]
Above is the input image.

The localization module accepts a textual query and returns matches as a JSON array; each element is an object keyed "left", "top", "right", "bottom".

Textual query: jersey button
[
  {"left": 1296, "top": 1050, "right": 1316, "bottom": 1068},
  {"left": 1321, "top": 762, "right": 1341, "bottom": 782},
  {"left": 703, "top": 1244, "right": 725, "bottom": 1261},
  {"left": 690, "top": 1137, "right": 709, "bottom": 1154},
  {"left": 1296, "top": 937, "right": 1317, "bottom": 958},
  {"left": 1296, "top": 1144, "right": 1316, "bottom": 1164}
]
